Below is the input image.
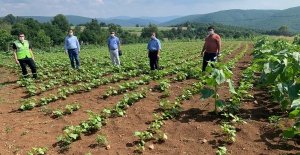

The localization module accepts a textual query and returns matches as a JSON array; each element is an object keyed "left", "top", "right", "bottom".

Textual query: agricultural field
[{"left": 0, "top": 40, "right": 299, "bottom": 155}]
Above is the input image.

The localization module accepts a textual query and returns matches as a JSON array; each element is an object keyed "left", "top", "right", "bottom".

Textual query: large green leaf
[
  {"left": 288, "top": 83, "right": 300, "bottom": 101},
  {"left": 200, "top": 87, "right": 214, "bottom": 99},
  {"left": 292, "top": 52, "right": 300, "bottom": 65},
  {"left": 216, "top": 100, "right": 226, "bottom": 111},
  {"left": 291, "top": 98, "right": 300, "bottom": 109},
  {"left": 282, "top": 128, "right": 300, "bottom": 138},
  {"left": 215, "top": 69, "right": 225, "bottom": 85},
  {"left": 263, "top": 62, "right": 271, "bottom": 74},
  {"left": 223, "top": 66, "right": 233, "bottom": 79},
  {"left": 226, "top": 79, "right": 237, "bottom": 94},
  {"left": 288, "top": 109, "right": 300, "bottom": 119},
  {"left": 69, "top": 133, "right": 79, "bottom": 140}
]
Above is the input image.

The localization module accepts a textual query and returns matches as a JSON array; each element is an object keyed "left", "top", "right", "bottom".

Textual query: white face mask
[
  {"left": 111, "top": 34, "right": 115, "bottom": 37},
  {"left": 69, "top": 32, "right": 73, "bottom": 36},
  {"left": 19, "top": 37, "right": 25, "bottom": 41},
  {"left": 208, "top": 30, "right": 214, "bottom": 35},
  {"left": 151, "top": 36, "right": 155, "bottom": 39}
]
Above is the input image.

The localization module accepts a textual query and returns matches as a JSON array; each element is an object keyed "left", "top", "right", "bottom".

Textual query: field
[{"left": 0, "top": 40, "right": 299, "bottom": 155}]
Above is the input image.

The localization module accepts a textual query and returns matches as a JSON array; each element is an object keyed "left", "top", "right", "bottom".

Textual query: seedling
[
  {"left": 96, "top": 134, "right": 108, "bottom": 147},
  {"left": 27, "top": 147, "right": 48, "bottom": 155}
]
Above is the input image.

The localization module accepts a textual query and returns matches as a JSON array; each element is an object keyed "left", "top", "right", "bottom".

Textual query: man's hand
[
  {"left": 200, "top": 52, "right": 204, "bottom": 57},
  {"left": 15, "top": 60, "right": 19, "bottom": 64},
  {"left": 157, "top": 54, "right": 160, "bottom": 58},
  {"left": 65, "top": 51, "right": 68, "bottom": 55},
  {"left": 217, "top": 52, "right": 221, "bottom": 56},
  {"left": 78, "top": 50, "right": 80, "bottom": 53}
]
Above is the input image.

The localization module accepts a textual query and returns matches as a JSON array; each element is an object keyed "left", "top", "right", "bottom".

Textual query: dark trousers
[
  {"left": 68, "top": 49, "right": 80, "bottom": 68},
  {"left": 19, "top": 58, "right": 37, "bottom": 78},
  {"left": 148, "top": 50, "right": 159, "bottom": 70},
  {"left": 202, "top": 52, "right": 218, "bottom": 72}
]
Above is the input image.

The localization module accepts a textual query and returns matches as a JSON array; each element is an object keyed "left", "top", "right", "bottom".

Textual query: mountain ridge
[{"left": 9, "top": 6, "right": 300, "bottom": 32}]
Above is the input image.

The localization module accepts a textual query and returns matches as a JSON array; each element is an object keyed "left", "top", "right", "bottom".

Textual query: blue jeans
[{"left": 68, "top": 49, "right": 80, "bottom": 68}]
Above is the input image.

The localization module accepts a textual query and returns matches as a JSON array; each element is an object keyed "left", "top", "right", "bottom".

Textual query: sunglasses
[{"left": 111, "top": 33, "right": 115, "bottom": 34}]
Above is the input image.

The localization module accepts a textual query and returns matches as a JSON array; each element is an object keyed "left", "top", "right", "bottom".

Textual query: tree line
[{"left": 0, "top": 14, "right": 294, "bottom": 52}]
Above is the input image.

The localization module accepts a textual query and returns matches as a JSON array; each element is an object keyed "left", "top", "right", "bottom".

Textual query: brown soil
[{"left": 0, "top": 42, "right": 299, "bottom": 155}]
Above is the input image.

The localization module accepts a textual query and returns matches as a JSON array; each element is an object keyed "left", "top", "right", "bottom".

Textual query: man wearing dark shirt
[{"left": 13, "top": 32, "right": 37, "bottom": 78}]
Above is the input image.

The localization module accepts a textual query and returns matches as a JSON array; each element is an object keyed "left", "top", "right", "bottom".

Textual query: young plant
[
  {"left": 20, "top": 98, "right": 36, "bottom": 110},
  {"left": 65, "top": 103, "right": 82, "bottom": 114},
  {"left": 268, "top": 115, "right": 283, "bottom": 129},
  {"left": 200, "top": 62, "right": 237, "bottom": 114},
  {"left": 157, "top": 80, "right": 170, "bottom": 92},
  {"left": 216, "top": 146, "right": 227, "bottom": 155},
  {"left": 221, "top": 122, "right": 236, "bottom": 143},
  {"left": 27, "top": 147, "right": 48, "bottom": 155},
  {"left": 96, "top": 134, "right": 109, "bottom": 147}
]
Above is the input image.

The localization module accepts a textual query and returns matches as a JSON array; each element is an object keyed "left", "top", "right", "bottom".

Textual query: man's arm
[
  {"left": 76, "top": 37, "right": 80, "bottom": 52},
  {"left": 217, "top": 36, "right": 221, "bottom": 55},
  {"left": 13, "top": 50, "right": 19, "bottom": 64},
  {"left": 201, "top": 42, "right": 206, "bottom": 56},
  {"left": 29, "top": 48, "right": 35, "bottom": 61},
  {"left": 64, "top": 37, "right": 68, "bottom": 53}
]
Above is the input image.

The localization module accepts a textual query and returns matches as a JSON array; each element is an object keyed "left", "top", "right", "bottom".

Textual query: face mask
[
  {"left": 208, "top": 30, "right": 214, "bottom": 35},
  {"left": 111, "top": 34, "right": 115, "bottom": 37},
  {"left": 19, "top": 37, "right": 25, "bottom": 41},
  {"left": 151, "top": 36, "right": 155, "bottom": 39},
  {"left": 69, "top": 32, "right": 73, "bottom": 36}
]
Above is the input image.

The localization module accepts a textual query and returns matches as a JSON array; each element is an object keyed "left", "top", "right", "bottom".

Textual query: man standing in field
[
  {"left": 13, "top": 32, "right": 37, "bottom": 78},
  {"left": 107, "top": 31, "right": 121, "bottom": 65},
  {"left": 147, "top": 32, "right": 161, "bottom": 70},
  {"left": 201, "top": 26, "right": 221, "bottom": 72},
  {"left": 64, "top": 29, "right": 81, "bottom": 69}
]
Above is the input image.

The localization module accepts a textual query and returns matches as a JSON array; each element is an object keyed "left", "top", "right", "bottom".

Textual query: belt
[{"left": 149, "top": 50, "right": 157, "bottom": 52}]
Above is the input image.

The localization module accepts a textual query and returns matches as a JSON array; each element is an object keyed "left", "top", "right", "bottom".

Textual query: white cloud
[{"left": 0, "top": 0, "right": 299, "bottom": 18}]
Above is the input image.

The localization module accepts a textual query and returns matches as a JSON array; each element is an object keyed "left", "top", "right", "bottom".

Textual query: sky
[{"left": 0, "top": 0, "right": 300, "bottom": 18}]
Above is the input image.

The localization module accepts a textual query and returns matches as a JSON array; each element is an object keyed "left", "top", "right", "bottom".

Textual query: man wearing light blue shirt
[
  {"left": 107, "top": 31, "right": 121, "bottom": 65},
  {"left": 64, "top": 29, "right": 80, "bottom": 69},
  {"left": 147, "top": 32, "right": 161, "bottom": 70}
]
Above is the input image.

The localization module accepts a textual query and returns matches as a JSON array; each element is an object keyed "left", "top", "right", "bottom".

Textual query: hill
[
  {"left": 160, "top": 6, "right": 300, "bottom": 32},
  {"left": 10, "top": 6, "right": 300, "bottom": 32}
]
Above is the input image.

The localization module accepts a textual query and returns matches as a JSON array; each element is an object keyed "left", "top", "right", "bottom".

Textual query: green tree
[
  {"left": 140, "top": 23, "right": 158, "bottom": 39},
  {"left": 33, "top": 29, "right": 52, "bottom": 50},
  {"left": 2, "top": 14, "right": 16, "bottom": 24},
  {"left": 278, "top": 25, "right": 290, "bottom": 36},
  {"left": 51, "top": 14, "right": 70, "bottom": 33},
  {"left": 0, "top": 29, "right": 14, "bottom": 51},
  {"left": 11, "top": 22, "right": 28, "bottom": 36}
]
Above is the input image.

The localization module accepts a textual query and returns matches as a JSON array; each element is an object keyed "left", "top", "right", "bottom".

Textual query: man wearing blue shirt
[
  {"left": 107, "top": 31, "right": 121, "bottom": 65},
  {"left": 64, "top": 29, "right": 80, "bottom": 69},
  {"left": 147, "top": 32, "right": 161, "bottom": 70}
]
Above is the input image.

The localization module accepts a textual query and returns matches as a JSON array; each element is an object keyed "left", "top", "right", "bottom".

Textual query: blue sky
[{"left": 0, "top": 0, "right": 299, "bottom": 18}]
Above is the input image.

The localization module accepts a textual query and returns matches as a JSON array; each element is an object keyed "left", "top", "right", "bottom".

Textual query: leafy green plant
[
  {"left": 27, "top": 147, "right": 48, "bottom": 155},
  {"left": 268, "top": 115, "right": 283, "bottom": 129},
  {"left": 65, "top": 103, "right": 82, "bottom": 114},
  {"left": 200, "top": 62, "right": 237, "bottom": 114},
  {"left": 157, "top": 80, "right": 170, "bottom": 91},
  {"left": 96, "top": 134, "right": 108, "bottom": 147},
  {"left": 221, "top": 122, "right": 236, "bottom": 143},
  {"left": 216, "top": 146, "right": 227, "bottom": 155},
  {"left": 52, "top": 108, "right": 64, "bottom": 118},
  {"left": 134, "top": 131, "right": 154, "bottom": 151},
  {"left": 20, "top": 98, "right": 36, "bottom": 110}
]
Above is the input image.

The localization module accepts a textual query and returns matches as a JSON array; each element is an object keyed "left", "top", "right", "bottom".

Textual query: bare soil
[{"left": 0, "top": 42, "right": 299, "bottom": 155}]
